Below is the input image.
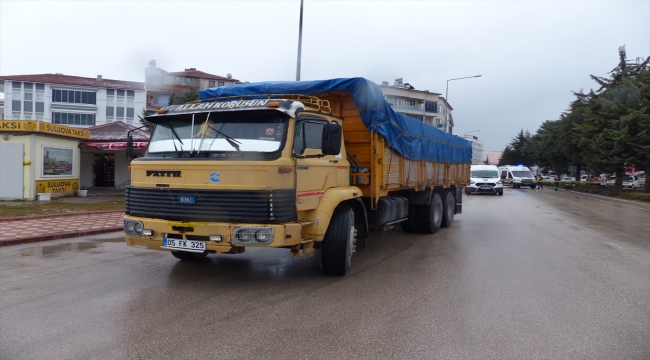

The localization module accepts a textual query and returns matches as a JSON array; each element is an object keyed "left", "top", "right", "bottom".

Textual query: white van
[
  {"left": 498, "top": 165, "right": 536, "bottom": 189},
  {"left": 467, "top": 165, "right": 503, "bottom": 195}
]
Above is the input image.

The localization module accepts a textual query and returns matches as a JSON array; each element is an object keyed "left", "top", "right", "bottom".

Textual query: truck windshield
[
  {"left": 471, "top": 170, "right": 499, "bottom": 178},
  {"left": 512, "top": 171, "right": 533, "bottom": 177},
  {"left": 148, "top": 110, "right": 288, "bottom": 155}
]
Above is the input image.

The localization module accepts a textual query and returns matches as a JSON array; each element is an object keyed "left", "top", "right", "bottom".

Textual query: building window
[
  {"left": 24, "top": 114, "right": 32, "bottom": 120},
  {"left": 117, "top": 97, "right": 124, "bottom": 107},
  {"left": 218, "top": 81, "right": 224, "bottom": 86},
  {"left": 175, "top": 77, "right": 181, "bottom": 84},
  {"left": 13, "top": 112, "right": 21, "bottom": 120},
  {"left": 425, "top": 101, "right": 438, "bottom": 112},
  {"left": 116, "top": 107, "right": 124, "bottom": 118},
  {"left": 12, "top": 89, "right": 21, "bottom": 100},
  {"left": 52, "top": 112, "right": 96, "bottom": 126},
  {"left": 126, "top": 108, "right": 134, "bottom": 118},
  {"left": 185, "top": 78, "right": 192, "bottom": 85},
  {"left": 126, "top": 117, "right": 133, "bottom": 125},
  {"left": 52, "top": 89, "right": 96, "bottom": 104},
  {"left": 12, "top": 82, "right": 22, "bottom": 90},
  {"left": 127, "top": 95, "right": 134, "bottom": 107},
  {"left": 36, "top": 114, "right": 44, "bottom": 121},
  {"left": 405, "top": 100, "right": 416, "bottom": 108},
  {"left": 209, "top": 81, "right": 215, "bottom": 87},
  {"left": 106, "top": 107, "right": 114, "bottom": 117},
  {"left": 386, "top": 96, "right": 402, "bottom": 107}
]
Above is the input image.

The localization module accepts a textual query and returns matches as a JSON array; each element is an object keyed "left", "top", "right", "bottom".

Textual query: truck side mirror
[
  {"left": 321, "top": 122, "right": 342, "bottom": 156},
  {"left": 126, "top": 135, "right": 134, "bottom": 160}
]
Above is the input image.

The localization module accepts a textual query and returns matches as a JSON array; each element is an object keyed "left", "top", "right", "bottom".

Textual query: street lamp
[
  {"left": 443, "top": 74, "right": 481, "bottom": 133},
  {"left": 464, "top": 129, "right": 480, "bottom": 138},
  {"left": 445, "top": 75, "right": 482, "bottom": 103},
  {"left": 295, "top": 0, "right": 304, "bottom": 81}
]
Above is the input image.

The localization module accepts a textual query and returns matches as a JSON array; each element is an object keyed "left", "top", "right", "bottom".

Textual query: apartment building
[
  {"left": 0, "top": 74, "right": 145, "bottom": 127},
  {"left": 379, "top": 78, "right": 453, "bottom": 133},
  {"left": 145, "top": 60, "right": 239, "bottom": 110},
  {"left": 462, "top": 134, "right": 484, "bottom": 165}
]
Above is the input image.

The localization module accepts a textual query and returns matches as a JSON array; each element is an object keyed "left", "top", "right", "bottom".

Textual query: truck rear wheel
[
  {"left": 441, "top": 191, "right": 455, "bottom": 228},
  {"left": 321, "top": 207, "right": 355, "bottom": 276},
  {"left": 400, "top": 205, "right": 419, "bottom": 233},
  {"left": 171, "top": 251, "right": 208, "bottom": 261},
  {"left": 417, "top": 193, "right": 443, "bottom": 234}
]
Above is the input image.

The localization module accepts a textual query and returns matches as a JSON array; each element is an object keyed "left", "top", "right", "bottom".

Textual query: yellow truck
[{"left": 124, "top": 78, "right": 471, "bottom": 275}]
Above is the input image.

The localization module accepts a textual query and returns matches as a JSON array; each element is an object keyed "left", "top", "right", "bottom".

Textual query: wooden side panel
[
  {"left": 382, "top": 146, "right": 401, "bottom": 187},
  {"left": 404, "top": 159, "right": 419, "bottom": 187}
]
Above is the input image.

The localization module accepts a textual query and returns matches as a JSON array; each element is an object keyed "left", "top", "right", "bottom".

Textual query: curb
[
  {"left": 0, "top": 210, "right": 123, "bottom": 222},
  {"left": 0, "top": 227, "right": 123, "bottom": 247}
]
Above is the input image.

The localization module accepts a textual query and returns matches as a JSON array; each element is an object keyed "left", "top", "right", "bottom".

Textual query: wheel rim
[{"left": 434, "top": 201, "right": 443, "bottom": 225}]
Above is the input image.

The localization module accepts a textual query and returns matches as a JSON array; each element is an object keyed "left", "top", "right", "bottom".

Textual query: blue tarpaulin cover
[{"left": 199, "top": 77, "right": 471, "bottom": 163}]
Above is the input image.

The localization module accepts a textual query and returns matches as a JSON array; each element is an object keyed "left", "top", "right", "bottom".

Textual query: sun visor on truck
[{"left": 199, "top": 77, "right": 472, "bottom": 164}]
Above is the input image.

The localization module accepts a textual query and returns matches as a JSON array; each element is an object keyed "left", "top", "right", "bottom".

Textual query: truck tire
[
  {"left": 441, "top": 191, "right": 455, "bottom": 228},
  {"left": 400, "top": 205, "right": 419, "bottom": 233},
  {"left": 417, "top": 193, "right": 443, "bottom": 234},
  {"left": 321, "top": 207, "right": 355, "bottom": 276},
  {"left": 171, "top": 251, "right": 208, "bottom": 261}
]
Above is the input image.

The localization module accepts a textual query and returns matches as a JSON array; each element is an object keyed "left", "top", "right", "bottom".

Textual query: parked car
[
  {"left": 639, "top": 176, "right": 646, "bottom": 187},
  {"left": 561, "top": 177, "right": 575, "bottom": 182},
  {"left": 622, "top": 176, "right": 639, "bottom": 190}
]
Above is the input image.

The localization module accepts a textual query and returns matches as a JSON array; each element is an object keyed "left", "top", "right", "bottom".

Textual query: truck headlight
[
  {"left": 124, "top": 219, "right": 145, "bottom": 236},
  {"left": 232, "top": 227, "right": 274, "bottom": 245}
]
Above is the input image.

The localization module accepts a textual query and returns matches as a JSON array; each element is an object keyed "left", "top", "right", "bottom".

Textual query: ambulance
[{"left": 498, "top": 165, "right": 536, "bottom": 189}]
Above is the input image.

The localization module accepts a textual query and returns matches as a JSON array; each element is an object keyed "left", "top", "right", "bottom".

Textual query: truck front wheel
[
  {"left": 417, "top": 193, "right": 443, "bottom": 234},
  {"left": 321, "top": 207, "right": 356, "bottom": 276}
]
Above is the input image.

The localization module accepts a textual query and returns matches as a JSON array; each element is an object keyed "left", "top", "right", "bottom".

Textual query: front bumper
[
  {"left": 467, "top": 184, "right": 503, "bottom": 194},
  {"left": 123, "top": 215, "right": 303, "bottom": 253}
]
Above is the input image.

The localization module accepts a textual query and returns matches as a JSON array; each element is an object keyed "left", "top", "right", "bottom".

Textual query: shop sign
[
  {"left": 0, "top": 120, "right": 89, "bottom": 139},
  {"left": 35, "top": 179, "right": 80, "bottom": 195}
]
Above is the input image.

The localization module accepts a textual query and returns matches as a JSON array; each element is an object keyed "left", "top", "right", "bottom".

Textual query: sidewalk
[{"left": 0, "top": 210, "right": 123, "bottom": 246}]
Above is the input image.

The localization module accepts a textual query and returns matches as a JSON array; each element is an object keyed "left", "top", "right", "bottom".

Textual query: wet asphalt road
[{"left": 1, "top": 188, "right": 649, "bottom": 359}]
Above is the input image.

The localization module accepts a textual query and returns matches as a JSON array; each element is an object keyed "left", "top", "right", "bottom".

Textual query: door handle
[{"left": 329, "top": 160, "right": 338, "bottom": 163}]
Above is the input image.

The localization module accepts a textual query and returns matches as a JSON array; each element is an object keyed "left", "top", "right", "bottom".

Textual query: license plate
[
  {"left": 163, "top": 238, "right": 205, "bottom": 251},
  {"left": 522, "top": 179, "right": 532, "bottom": 183},
  {"left": 179, "top": 195, "right": 196, "bottom": 204},
  {"left": 480, "top": 186, "right": 492, "bottom": 190}
]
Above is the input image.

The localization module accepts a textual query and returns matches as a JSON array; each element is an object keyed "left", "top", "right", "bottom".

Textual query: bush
[{"left": 570, "top": 185, "right": 650, "bottom": 203}]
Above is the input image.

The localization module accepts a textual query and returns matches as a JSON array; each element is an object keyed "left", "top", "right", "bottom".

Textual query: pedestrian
[
  {"left": 554, "top": 174, "right": 560, "bottom": 191},
  {"left": 600, "top": 174, "right": 607, "bottom": 189},
  {"left": 536, "top": 175, "right": 544, "bottom": 189}
]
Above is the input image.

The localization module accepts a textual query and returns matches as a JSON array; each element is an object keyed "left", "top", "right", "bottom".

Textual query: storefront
[
  {"left": 0, "top": 120, "right": 89, "bottom": 200},
  {"left": 79, "top": 121, "right": 149, "bottom": 189}
]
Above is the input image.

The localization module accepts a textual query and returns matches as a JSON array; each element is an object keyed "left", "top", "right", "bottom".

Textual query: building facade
[
  {"left": 144, "top": 60, "right": 240, "bottom": 110},
  {"left": 379, "top": 78, "right": 453, "bottom": 133},
  {"left": 0, "top": 74, "right": 145, "bottom": 127},
  {"left": 462, "top": 135, "right": 484, "bottom": 165}
]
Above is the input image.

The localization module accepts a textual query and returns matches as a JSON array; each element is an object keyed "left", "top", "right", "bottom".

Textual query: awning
[{"left": 81, "top": 141, "right": 148, "bottom": 150}]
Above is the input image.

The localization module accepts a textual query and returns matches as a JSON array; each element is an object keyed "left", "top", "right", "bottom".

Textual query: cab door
[{"left": 293, "top": 117, "right": 343, "bottom": 211}]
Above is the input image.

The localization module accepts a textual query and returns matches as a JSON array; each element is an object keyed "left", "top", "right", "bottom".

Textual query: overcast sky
[{"left": 1, "top": 0, "right": 648, "bottom": 152}]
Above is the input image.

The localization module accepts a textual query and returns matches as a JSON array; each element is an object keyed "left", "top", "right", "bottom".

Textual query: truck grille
[{"left": 125, "top": 187, "right": 296, "bottom": 223}]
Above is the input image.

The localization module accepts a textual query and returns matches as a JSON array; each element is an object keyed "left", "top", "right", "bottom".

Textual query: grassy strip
[
  {"left": 561, "top": 184, "right": 650, "bottom": 203},
  {"left": 0, "top": 198, "right": 125, "bottom": 218}
]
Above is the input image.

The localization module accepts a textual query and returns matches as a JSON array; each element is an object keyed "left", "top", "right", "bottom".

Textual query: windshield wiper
[
  {"left": 167, "top": 122, "right": 184, "bottom": 154},
  {"left": 206, "top": 125, "right": 241, "bottom": 152}
]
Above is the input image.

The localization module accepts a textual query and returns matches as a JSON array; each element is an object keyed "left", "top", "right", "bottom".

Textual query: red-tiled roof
[
  {"left": 0, "top": 74, "right": 144, "bottom": 90},
  {"left": 167, "top": 69, "right": 237, "bottom": 82},
  {"left": 146, "top": 84, "right": 194, "bottom": 92},
  {"left": 86, "top": 121, "right": 150, "bottom": 141}
]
